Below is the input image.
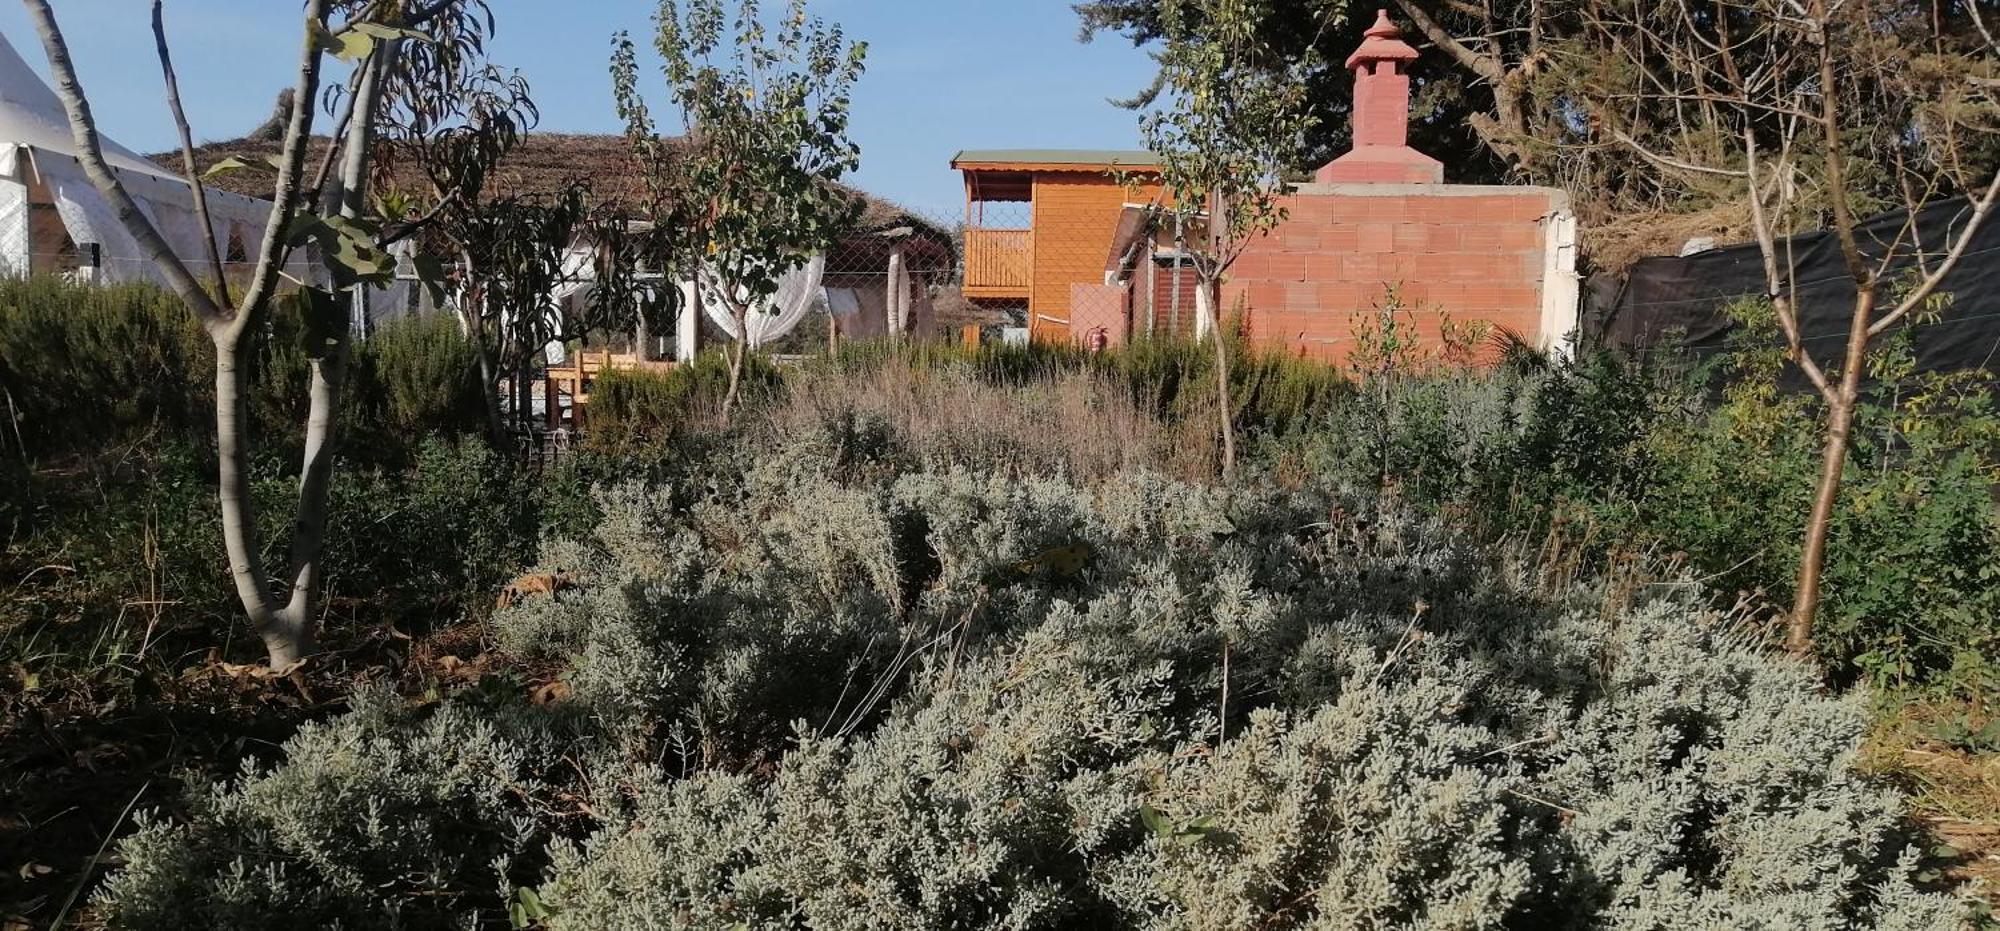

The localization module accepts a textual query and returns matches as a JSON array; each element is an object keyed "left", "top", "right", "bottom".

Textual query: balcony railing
[{"left": 963, "top": 227, "right": 1031, "bottom": 295}]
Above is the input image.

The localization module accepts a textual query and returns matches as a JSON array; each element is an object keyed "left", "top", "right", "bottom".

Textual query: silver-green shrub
[
  {"left": 97, "top": 422, "right": 1968, "bottom": 928},
  {"left": 93, "top": 689, "right": 569, "bottom": 931}
]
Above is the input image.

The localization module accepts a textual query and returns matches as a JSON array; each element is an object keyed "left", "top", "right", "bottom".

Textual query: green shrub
[
  {"left": 93, "top": 689, "right": 572, "bottom": 931},
  {"left": 345, "top": 312, "right": 489, "bottom": 446},
  {"left": 1285, "top": 347, "right": 1999, "bottom": 696},
  {"left": 0, "top": 276, "right": 488, "bottom": 463},
  {"left": 587, "top": 349, "right": 780, "bottom": 441},
  {"left": 314, "top": 436, "right": 543, "bottom": 622},
  {"left": 0, "top": 277, "right": 210, "bottom": 453}
]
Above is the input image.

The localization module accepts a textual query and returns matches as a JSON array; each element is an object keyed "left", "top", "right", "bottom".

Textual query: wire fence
[{"left": 807, "top": 200, "right": 1211, "bottom": 355}]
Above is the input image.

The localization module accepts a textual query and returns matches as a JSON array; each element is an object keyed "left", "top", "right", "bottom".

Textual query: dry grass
[
  {"left": 763, "top": 362, "right": 1220, "bottom": 480},
  {"left": 1581, "top": 200, "right": 1758, "bottom": 274},
  {"left": 1860, "top": 700, "right": 2000, "bottom": 904}
]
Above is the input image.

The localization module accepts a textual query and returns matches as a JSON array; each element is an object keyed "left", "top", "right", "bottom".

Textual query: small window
[{"left": 225, "top": 229, "right": 248, "bottom": 264}]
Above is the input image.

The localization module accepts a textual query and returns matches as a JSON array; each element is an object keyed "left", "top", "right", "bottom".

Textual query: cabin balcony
[{"left": 962, "top": 227, "right": 1031, "bottom": 298}]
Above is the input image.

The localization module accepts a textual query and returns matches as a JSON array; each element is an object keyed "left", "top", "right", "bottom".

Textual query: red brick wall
[{"left": 1225, "top": 185, "right": 1563, "bottom": 364}]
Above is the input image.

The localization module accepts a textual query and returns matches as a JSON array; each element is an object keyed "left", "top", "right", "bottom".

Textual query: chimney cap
[{"left": 1345, "top": 9, "right": 1419, "bottom": 70}]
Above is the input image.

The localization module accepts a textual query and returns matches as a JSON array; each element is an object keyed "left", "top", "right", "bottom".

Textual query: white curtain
[{"left": 697, "top": 254, "right": 826, "bottom": 348}]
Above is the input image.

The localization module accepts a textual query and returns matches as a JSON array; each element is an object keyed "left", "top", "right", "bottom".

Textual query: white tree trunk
[
  {"left": 886, "top": 243, "right": 907, "bottom": 339},
  {"left": 1193, "top": 277, "right": 1215, "bottom": 341}
]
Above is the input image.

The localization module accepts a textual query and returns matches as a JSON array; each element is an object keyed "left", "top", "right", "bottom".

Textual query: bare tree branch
[
  {"left": 151, "top": 0, "right": 229, "bottom": 307},
  {"left": 21, "top": 0, "right": 220, "bottom": 322},
  {"left": 1743, "top": 126, "right": 1833, "bottom": 398},
  {"left": 1868, "top": 171, "right": 2000, "bottom": 336},
  {"left": 1392, "top": 0, "right": 1504, "bottom": 82},
  {"left": 232, "top": 0, "right": 334, "bottom": 335},
  {"left": 1607, "top": 125, "right": 1748, "bottom": 177}
]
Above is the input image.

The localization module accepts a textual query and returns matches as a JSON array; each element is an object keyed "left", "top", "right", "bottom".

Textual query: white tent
[{"left": 0, "top": 31, "right": 280, "bottom": 285}]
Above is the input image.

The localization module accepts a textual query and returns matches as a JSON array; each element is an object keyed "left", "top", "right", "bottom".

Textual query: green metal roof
[{"left": 951, "top": 149, "right": 1161, "bottom": 168}]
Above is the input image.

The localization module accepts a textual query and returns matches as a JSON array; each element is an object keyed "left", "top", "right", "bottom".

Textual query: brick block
[
  {"left": 1240, "top": 279, "right": 1288, "bottom": 313},
  {"left": 1319, "top": 226, "right": 1361, "bottom": 252},
  {"left": 1356, "top": 221, "right": 1397, "bottom": 253},
  {"left": 1307, "top": 254, "right": 1343, "bottom": 279},
  {"left": 1498, "top": 224, "right": 1543, "bottom": 251},
  {"left": 1355, "top": 195, "right": 1408, "bottom": 220},
  {"left": 1284, "top": 281, "right": 1319, "bottom": 309},
  {"left": 1286, "top": 196, "right": 1336, "bottom": 223},
  {"left": 1379, "top": 254, "right": 1420, "bottom": 282},
  {"left": 1266, "top": 253, "right": 1310, "bottom": 281},
  {"left": 1413, "top": 252, "right": 1457, "bottom": 279},
  {"left": 1280, "top": 223, "right": 1321, "bottom": 249},
  {"left": 1458, "top": 225, "right": 1507, "bottom": 252}
]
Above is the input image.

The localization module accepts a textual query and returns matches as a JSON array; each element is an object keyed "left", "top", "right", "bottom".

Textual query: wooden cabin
[{"left": 953, "top": 150, "right": 1163, "bottom": 341}]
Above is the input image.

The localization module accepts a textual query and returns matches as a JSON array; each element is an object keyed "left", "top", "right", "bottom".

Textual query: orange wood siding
[
  {"left": 1028, "top": 172, "right": 1161, "bottom": 340},
  {"left": 963, "top": 228, "right": 1032, "bottom": 298}
]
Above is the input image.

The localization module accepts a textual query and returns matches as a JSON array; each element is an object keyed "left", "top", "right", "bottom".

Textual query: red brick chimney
[{"left": 1315, "top": 10, "right": 1444, "bottom": 184}]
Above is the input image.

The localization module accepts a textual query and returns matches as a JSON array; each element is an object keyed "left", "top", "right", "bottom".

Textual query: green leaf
[
  {"left": 509, "top": 886, "right": 553, "bottom": 928},
  {"left": 284, "top": 213, "right": 330, "bottom": 248},
  {"left": 1139, "top": 803, "right": 1170, "bottom": 838}
]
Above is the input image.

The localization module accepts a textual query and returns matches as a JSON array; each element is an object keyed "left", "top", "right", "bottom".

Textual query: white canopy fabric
[
  {"left": 693, "top": 254, "right": 826, "bottom": 349},
  {"left": 0, "top": 30, "right": 280, "bottom": 283},
  {"left": 550, "top": 242, "right": 828, "bottom": 361}
]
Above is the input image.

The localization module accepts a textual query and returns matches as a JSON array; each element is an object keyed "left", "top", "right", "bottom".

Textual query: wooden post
[{"left": 886, "top": 243, "right": 908, "bottom": 339}]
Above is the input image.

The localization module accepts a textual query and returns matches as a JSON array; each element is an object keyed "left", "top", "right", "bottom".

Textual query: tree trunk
[
  {"left": 1787, "top": 289, "right": 1874, "bottom": 654},
  {"left": 254, "top": 38, "right": 396, "bottom": 667},
  {"left": 211, "top": 339, "right": 300, "bottom": 662},
  {"left": 456, "top": 255, "right": 508, "bottom": 444},
  {"left": 887, "top": 244, "right": 907, "bottom": 339},
  {"left": 272, "top": 321, "right": 351, "bottom": 663},
  {"left": 1198, "top": 276, "right": 1236, "bottom": 478},
  {"left": 721, "top": 297, "right": 749, "bottom": 422}
]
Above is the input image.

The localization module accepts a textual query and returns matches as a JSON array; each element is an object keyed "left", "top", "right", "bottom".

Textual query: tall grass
[
  {"left": 805, "top": 336, "right": 1348, "bottom": 447},
  {"left": 767, "top": 362, "right": 1189, "bottom": 477}
]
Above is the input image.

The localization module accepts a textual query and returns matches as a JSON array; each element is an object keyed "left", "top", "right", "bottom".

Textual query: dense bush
[
  {"left": 815, "top": 336, "right": 1348, "bottom": 444},
  {"left": 586, "top": 349, "right": 782, "bottom": 441},
  {"left": 94, "top": 689, "right": 579, "bottom": 931},
  {"left": 0, "top": 278, "right": 486, "bottom": 462},
  {"left": 2, "top": 279, "right": 526, "bottom": 672},
  {"left": 0, "top": 277, "right": 212, "bottom": 453},
  {"left": 95, "top": 417, "right": 1972, "bottom": 928},
  {"left": 1287, "top": 348, "right": 2000, "bottom": 696}
]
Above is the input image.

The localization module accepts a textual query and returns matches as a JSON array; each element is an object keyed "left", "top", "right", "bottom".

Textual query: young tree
[
  {"left": 375, "top": 38, "right": 539, "bottom": 442},
  {"left": 1570, "top": 0, "right": 2000, "bottom": 653},
  {"left": 22, "top": 0, "right": 514, "bottom": 667},
  {"left": 1139, "top": 0, "right": 1315, "bottom": 477},
  {"left": 611, "top": 0, "right": 866, "bottom": 418}
]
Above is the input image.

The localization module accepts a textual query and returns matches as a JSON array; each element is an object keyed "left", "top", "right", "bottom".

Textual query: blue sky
[{"left": 0, "top": 1, "right": 1161, "bottom": 217}]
